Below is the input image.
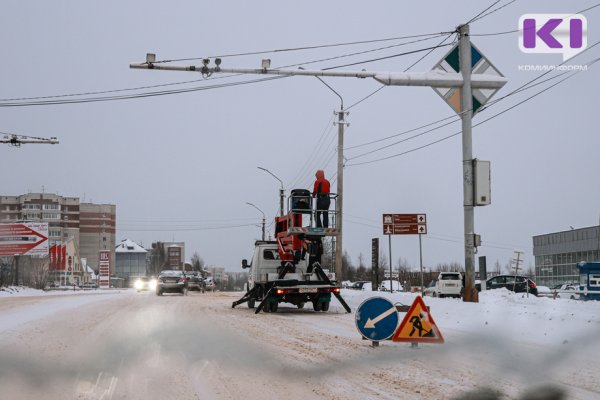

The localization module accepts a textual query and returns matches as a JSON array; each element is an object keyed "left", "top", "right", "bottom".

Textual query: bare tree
[
  {"left": 356, "top": 253, "right": 367, "bottom": 281},
  {"left": 191, "top": 252, "right": 205, "bottom": 272}
]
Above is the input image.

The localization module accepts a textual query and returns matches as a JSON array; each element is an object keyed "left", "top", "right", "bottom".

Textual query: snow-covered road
[{"left": 0, "top": 289, "right": 598, "bottom": 399}]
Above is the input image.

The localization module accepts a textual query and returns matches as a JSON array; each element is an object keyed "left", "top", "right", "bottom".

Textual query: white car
[
  {"left": 552, "top": 284, "right": 579, "bottom": 300},
  {"left": 379, "top": 280, "right": 403, "bottom": 292},
  {"left": 424, "top": 272, "right": 463, "bottom": 298}
]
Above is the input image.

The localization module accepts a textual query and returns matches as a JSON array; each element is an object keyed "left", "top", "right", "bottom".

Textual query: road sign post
[
  {"left": 371, "top": 238, "right": 379, "bottom": 290},
  {"left": 355, "top": 297, "right": 399, "bottom": 346}
]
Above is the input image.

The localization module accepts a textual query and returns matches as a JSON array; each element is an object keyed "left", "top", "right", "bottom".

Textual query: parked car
[
  {"left": 184, "top": 272, "right": 205, "bottom": 292},
  {"left": 552, "top": 284, "right": 579, "bottom": 300},
  {"left": 476, "top": 275, "right": 538, "bottom": 296},
  {"left": 156, "top": 270, "right": 188, "bottom": 296},
  {"left": 423, "top": 272, "right": 462, "bottom": 298},
  {"left": 379, "top": 280, "right": 402, "bottom": 292},
  {"left": 349, "top": 281, "right": 370, "bottom": 290}
]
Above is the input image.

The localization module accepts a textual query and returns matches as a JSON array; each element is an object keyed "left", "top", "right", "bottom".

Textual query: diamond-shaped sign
[{"left": 431, "top": 42, "right": 503, "bottom": 115}]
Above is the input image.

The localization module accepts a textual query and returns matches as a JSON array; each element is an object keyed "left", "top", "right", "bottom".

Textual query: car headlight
[
  {"left": 148, "top": 279, "right": 157, "bottom": 290},
  {"left": 134, "top": 279, "right": 143, "bottom": 290}
]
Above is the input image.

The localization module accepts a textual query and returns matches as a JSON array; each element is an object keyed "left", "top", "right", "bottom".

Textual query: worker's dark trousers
[{"left": 315, "top": 197, "right": 331, "bottom": 228}]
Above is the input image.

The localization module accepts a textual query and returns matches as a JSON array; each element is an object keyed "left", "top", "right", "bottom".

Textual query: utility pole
[
  {"left": 458, "top": 24, "right": 476, "bottom": 302},
  {"left": 257, "top": 167, "right": 284, "bottom": 217},
  {"left": 334, "top": 109, "right": 346, "bottom": 280},
  {"left": 246, "top": 202, "right": 266, "bottom": 241}
]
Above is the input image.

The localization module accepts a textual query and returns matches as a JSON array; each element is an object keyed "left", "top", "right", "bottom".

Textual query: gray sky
[{"left": 2, "top": 0, "right": 599, "bottom": 272}]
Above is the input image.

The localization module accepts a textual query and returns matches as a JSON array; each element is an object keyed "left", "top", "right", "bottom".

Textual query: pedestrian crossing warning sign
[{"left": 392, "top": 296, "right": 444, "bottom": 343}]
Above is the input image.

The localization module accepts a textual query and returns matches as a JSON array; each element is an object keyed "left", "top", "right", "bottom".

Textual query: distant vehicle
[
  {"left": 156, "top": 270, "right": 188, "bottom": 296},
  {"left": 349, "top": 281, "right": 370, "bottom": 290},
  {"left": 204, "top": 277, "right": 216, "bottom": 292},
  {"left": 476, "top": 275, "right": 538, "bottom": 296},
  {"left": 133, "top": 276, "right": 156, "bottom": 292},
  {"left": 423, "top": 272, "right": 462, "bottom": 298},
  {"left": 184, "top": 272, "right": 205, "bottom": 292},
  {"left": 80, "top": 282, "right": 98, "bottom": 290},
  {"left": 536, "top": 285, "right": 552, "bottom": 297},
  {"left": 552, "top": 284, "right": 579, "bottom": 300},
  {"left": 379, "top": 280, "right": 403, "bottom": 292}
]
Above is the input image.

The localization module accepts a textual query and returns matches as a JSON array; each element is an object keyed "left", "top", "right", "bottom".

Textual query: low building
[
  {"left": 115, "top": 239, "right": 147, "bottom": 284},
  {"left": 533, "top": 225, "right": 600, "bottom": 287}
]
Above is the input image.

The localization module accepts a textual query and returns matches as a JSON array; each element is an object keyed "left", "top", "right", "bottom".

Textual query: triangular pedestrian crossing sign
[{"left": 392, "top": 296, "right": 444, "bottom": 343}]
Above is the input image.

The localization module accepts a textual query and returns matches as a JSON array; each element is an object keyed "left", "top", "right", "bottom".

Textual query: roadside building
[
  {"left": 115, "top": 239, "right": 148, "bottom": 284},
  {"left": 0, "top": 193, "right": 116, "bottom": 275},
  {"left": 533, "top": 225, "right": 600, "bottom": 287}
]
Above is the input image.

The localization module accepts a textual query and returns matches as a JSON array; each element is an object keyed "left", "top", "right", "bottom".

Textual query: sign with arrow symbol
[
  {"left": 355, "top": 297, "right": 399, "bottom": 341},
  {"left": 382, "top": 213, "right": 427, "bottom": 235},
  {"left": 0, "top": 222, "right": 49, "bottom": 256}
]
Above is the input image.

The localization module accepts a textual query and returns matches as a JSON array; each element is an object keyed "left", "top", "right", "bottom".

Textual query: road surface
[{"left": 0, "top": 290, "right": 598, "bottom": 399}]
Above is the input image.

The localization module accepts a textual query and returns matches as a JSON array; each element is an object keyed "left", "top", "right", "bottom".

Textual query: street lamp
[
  {"left": 257, "top": 166, "right": 285, "bottom": 217},
  {"left": 246, "top": 202, "right": 266, "bottom": 241}
]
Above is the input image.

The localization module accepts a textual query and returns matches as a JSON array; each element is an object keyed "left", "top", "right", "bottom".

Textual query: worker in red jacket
[{"left": 312, "top": 170, "right": 331, "bottom": 228}]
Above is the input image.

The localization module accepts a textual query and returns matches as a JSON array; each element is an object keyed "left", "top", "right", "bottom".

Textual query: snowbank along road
[{"left": 0, "top": 288, "right": 598, "bottom": 400}]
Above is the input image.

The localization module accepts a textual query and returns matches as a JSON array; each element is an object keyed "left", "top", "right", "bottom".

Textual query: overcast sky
[{"left": 1, "top": 0, "right": 599, "bottom": 272}]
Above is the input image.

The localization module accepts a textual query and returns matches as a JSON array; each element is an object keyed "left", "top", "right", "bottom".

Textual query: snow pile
[
  {"left": 0, "top": 286, "right": 131, "bottom": 298},
  {"left": 335, "top": 288, "right": 600, "bottom": 347}
]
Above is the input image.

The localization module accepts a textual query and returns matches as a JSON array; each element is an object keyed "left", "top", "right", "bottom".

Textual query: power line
[
  {"left": 469, "top": 0, "right": 517, "bottom": 24},
  {"left": 466, "top": 0, "right": 503, "bottom": 25},
  {"left": 346, "top": 57, "right": 598, "bottom": 167},
  {"left": 0, "top": 35, "right": 451, "bottom": 108},
  {"left": 0, "top": 76, "right": 288, "bottom": 107},
  {"left": 321, "top": 43, "right": 453, "bottom": 70},
  {"left": 117, "top": 223, "right": 258, "bottom": 232},
  {"left": 149, "top": 32, "right": 455, "bottom": 64},
  {"left": 287, "top": 114, "right": 335, "bottom": 188},
  {"left": 345, "top": 39, "right": 600, "bottom": 158}
]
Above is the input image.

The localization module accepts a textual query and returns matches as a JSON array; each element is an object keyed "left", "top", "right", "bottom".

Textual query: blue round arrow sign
[{"left": 355, "top": 297, "right": 399, "bottom": 341}]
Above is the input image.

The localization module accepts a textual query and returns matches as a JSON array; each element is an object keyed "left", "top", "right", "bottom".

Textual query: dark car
[
  {"left": 476, "top": 275, "right": 538, "bottom": 296},
  {"left": 156, "top": 270, "right": 188, "bottom": 296},
  {"left": 349, "top": 281, "right": 370, "bottom": 290},
  {"left": 184, "top": 272, "right": 205, "bottom": 292}
]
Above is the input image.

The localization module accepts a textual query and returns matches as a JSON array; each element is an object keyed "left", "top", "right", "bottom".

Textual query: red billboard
[
  {"left": 98, "top": 250, "right": 111, "bottom": 289},
  {"left": 0, "top": 222, "right": 49, "bottom": 256}
]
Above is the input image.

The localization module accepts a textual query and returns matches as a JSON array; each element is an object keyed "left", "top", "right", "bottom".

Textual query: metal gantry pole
[
  {"left": 459, "top": 24, "right": 476, "bottom": 302},
  {"left": 335, "top": 110, "right": 345, "bottom": 281}
]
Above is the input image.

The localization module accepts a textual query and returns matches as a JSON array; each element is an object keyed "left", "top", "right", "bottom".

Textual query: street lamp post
[
  {"left": 246, "top": 202, "right": 266, "bottom": 241},
  {"left": 257, "top": 166, "right": 285, "bottom": 217}
]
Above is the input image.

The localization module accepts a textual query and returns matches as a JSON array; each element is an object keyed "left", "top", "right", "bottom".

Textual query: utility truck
[{"left": 232, "top": 189, "right": 351, "bottom": 314}]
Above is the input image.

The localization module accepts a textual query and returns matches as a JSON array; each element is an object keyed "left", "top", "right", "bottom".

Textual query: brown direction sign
[{"left": 382, "top": 214, "right": 427, "bottom": 235}]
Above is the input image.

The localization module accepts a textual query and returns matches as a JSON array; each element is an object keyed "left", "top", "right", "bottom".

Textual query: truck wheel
[
  {"left": 297, "top": 302, "right": 305, "bottom": 309},
  {"left": 156, "top": 290, "right": 163, "bottom": 296},
  {"left": 270, "top": 301, "right": 278, "bottom": 313},
  {"left": 321, "top": 301, "right": 330, "bottom": 312},
  {"left": 313, "top": 301, "right": 322, "bottom": 312},
  {"left": 248, "top": 299, "right": 255, "bottom": 309}
]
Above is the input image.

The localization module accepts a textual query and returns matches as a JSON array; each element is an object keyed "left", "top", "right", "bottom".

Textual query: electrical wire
[
  {"left": 287, "top": 114, "right": 335, "bottom": 188},
  {"left": 117, "top": 223, "right": 257, "bottom": 232},
  {"left": 466, "top": 0, "right": 503, "bottom": 25},
  {"left": 321, "top": 43, "right": 454, "bottom": 70},
  {"left": 469, "top": 0, "right": 517, "bottom": 24},
  {"left": 346, "top": 56, "right": 598, "bottom": 167},
  {"left": 345, "top": 38, "right": 600, "bottom": 157},
  {"left": 0, "top": 35, "right": 452, "bottom": 108},
  {"left": 0, "top": 76, "right": 288, "bottom": 107},
  {"left": 149, "top": 32, "right": 455, "bottom": 64}
]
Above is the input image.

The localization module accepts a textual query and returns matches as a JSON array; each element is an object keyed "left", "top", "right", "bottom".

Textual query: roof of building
[{"left": 115, "top": 239, "right": 147, "bottom": 253}]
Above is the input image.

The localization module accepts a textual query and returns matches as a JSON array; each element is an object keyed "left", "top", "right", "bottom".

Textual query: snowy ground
[{"left": 0, "top": 288, "right": 598, "bottom": 399}]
